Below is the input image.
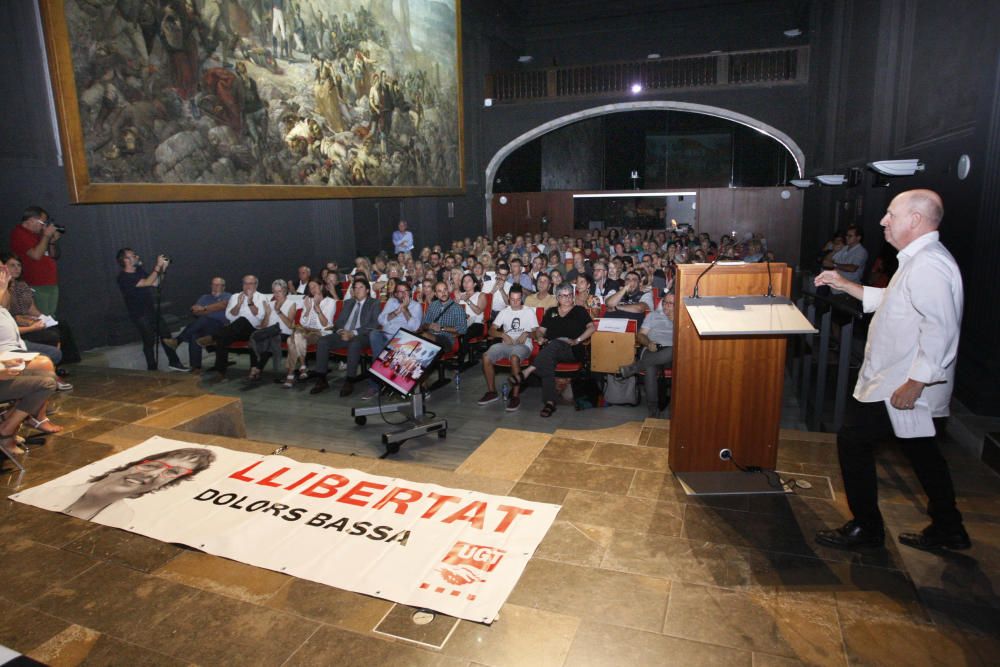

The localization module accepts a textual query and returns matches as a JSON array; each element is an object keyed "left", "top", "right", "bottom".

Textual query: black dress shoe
[
  {"left": 310, "top": 379, "right": 330, "bottom": 395},
  {"left": 899, "top": 525, "right": 971, "bottom": 551},
  {"left": 339, "top": 382, "right": 354, "bottom": 397},
  {"left": 815, "top": 520, "right": 885, "bottom": 550}
]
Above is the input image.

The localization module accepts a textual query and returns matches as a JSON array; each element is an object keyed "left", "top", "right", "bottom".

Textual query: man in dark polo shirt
[{"left": 10, "top": 206, "right": 61, "bottom": 315}]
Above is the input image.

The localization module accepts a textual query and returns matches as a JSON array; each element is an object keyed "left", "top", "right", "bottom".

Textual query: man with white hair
[{"left": 814, "top": 189, "right": 969, "bottom": 552}]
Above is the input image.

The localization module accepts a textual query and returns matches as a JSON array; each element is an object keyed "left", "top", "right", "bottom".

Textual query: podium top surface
[{"left": 682, "top": 295, "right": 817, "bottom": 336}]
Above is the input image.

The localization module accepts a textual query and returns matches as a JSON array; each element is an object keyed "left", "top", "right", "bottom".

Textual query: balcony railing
[{"left": 486, "top": 46, "right": 808, "bottom": 103}]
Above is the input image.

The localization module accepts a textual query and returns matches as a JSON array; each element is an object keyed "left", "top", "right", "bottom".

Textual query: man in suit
[{"left": 311, "top": 279, "right": 379, "bottom": 396}]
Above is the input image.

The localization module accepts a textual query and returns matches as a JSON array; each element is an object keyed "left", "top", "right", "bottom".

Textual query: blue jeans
[
  {"left": 177, "top": 316, "right": 225, "bottom": 369},
  {"left": 25, "top": 341, "right": 62, "bottom": 365}
]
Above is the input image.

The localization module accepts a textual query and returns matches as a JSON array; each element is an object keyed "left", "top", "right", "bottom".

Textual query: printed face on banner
[{"left": 10, "top": 437, "right": 560, "bottom": 624}]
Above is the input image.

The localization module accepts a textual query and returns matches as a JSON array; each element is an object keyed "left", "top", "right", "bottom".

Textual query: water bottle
[
  {"left": 454, "top": 371, "right": 461, "bottom": 390},
  {"left": 501, "top": 383, "right": 510, "bottom": 401}
]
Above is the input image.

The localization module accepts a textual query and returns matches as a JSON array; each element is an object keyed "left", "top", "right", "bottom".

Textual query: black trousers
[
  {"left": 130, "top": 312, "right": 182, "bottom": 370},
  {"left": 211, "top": 317, "right": 257, "bottom": 372},
  {"left": 838, "top": 397, "right": 963, "bottom": 532}
]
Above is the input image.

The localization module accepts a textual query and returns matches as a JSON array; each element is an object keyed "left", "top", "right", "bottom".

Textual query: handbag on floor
[{"left": 602, "top": 373, "right": 640, "bottom": 406}]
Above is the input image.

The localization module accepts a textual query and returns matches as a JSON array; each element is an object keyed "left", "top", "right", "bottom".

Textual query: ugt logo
[{"left": 435, "top": 542, "right": 506, "bottom": 587}]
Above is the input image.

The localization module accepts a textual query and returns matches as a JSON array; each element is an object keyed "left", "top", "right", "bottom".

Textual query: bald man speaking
[{"left": 813, "top": 189, "right": 969, "bottom": 553}]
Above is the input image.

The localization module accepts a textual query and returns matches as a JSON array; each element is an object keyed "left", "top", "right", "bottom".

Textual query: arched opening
[{"left": 484, "top": 101, "right": 806, "bottom": 236}]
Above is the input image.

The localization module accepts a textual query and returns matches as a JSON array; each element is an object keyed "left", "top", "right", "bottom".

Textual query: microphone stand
[
  {"left": 154, "top": 262, "right": 168, "bottom": 368},
  {"left": 691, "top": 256, "right": 720, "bottom": 298}
]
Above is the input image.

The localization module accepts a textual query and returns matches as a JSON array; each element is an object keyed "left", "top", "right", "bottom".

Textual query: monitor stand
[{"left": 351, "top": 391, "right": 448, "bottom": 457}]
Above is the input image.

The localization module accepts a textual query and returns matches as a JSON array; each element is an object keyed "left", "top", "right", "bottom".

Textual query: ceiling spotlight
[
  {"left": 784, "top": 28, "right": 802, "bottom": 37},
  {"left": 816, "top": 174, "right": 846, "bottom": 186},
  {"left": 631, "top": 83, "right": 643, "bottom": 94},
  {"left": 647, "top": 53, "right": 661, "bottom": 59},
  {"left": 867, "top": 159, "right": 925, "bottom": 176},
  {"left": 517, "top": 55, "right": 533, "bottom": 64},
  {"left": 483, "top": 98, "right": 493, "bottom": 107},
  {"left": 789, "top": 179, "right": 813, "bottom": 188}
]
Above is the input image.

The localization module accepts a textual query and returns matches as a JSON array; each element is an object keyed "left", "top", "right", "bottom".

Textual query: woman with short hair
[
  {"left": 510, "top": 284, "right": 595, "bottom": 418},
  {"left": 248, "top": 279, "right": 296, "bottom": 381}
]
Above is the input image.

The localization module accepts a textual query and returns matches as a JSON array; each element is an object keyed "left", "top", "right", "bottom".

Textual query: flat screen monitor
[{"left": 368, "top": 328, "right": 444, "bottom": 396}]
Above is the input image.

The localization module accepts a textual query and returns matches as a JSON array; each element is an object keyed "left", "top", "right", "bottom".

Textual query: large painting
[{"left": 39, "top": 0, "right": 464, "bottom": 202}]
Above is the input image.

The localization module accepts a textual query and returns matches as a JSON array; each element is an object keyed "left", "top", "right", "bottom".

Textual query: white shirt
[
  {"left": 855, "top": 232, "right": 962, "bottom": 416},
  {"left": 299, "top": 296, "right": 337, "bottom": 335},
  {"left": 459, "top": 291, "right": 485, "bottom": 325},
  {"left": 264, "top": 298, "right": 297, "bottom": 335},
  {"left": 226, "top": 291, "right": 269, "bottom": 327}
]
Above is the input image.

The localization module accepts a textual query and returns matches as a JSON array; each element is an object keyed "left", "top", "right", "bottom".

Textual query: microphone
[
  {"left": 763, "top": 254, "right": 774, "bottom": 298},
  {"left": 691, "top": 256, "right": 720, "bottom": 298}
]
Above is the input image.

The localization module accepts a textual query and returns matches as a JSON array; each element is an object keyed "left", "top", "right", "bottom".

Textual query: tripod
[{"left": 153, "top": 262, "right": 168, "bottom": 369}]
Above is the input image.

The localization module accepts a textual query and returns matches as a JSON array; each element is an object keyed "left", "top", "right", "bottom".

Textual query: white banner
[{"left": 11, "top": 437, "right": 560, "bottom": 623}]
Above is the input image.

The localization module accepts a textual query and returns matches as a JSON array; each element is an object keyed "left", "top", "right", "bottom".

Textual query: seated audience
[
  {"left": 284, "top": 278, "right": 335, "bottom": 388},
  {"left": 0, "top": 301, "right": 62, "bottom": 439},
  {"left": 419, "top": 281, "right": 468, "bottom": 350},
  {"left": 0, "top": 252, "right": 60, "bottom": 348},
  {"left": 618, "top": 293, "right": 675, "bottom": 417},
  {"left": 249, "top": 279, "right": 296, "bottom": 381},
  {"left": 204, "top": 275, "right": 270, "bottom": 378},
  {"left": 512, "top": 284, "right": 595, "bottom": 418},
  {"left": 311, "top": 279, "right": 379, "bottom": 396},
  {"left": 525, "top": 273, "right": 557, "bottom": 309},
  {"left": 364, "top": 280, "right": 422, "bottom": 399},
  {"left": 170, "top": 276, "right": 231, "bottom": 371},
  {"left": 478, "top": 285, "right": 538, "bottom": 411},
  {"left": 456, "top": 273, "right": 487, "bottom": 364},
  {"left": 604, "top": 271, "right": 654, "bottom": 323}
]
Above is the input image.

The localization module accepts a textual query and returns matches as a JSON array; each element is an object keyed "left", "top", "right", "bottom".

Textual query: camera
[{"left": 45, "top": 219, "right": 67, "bottom": 234}]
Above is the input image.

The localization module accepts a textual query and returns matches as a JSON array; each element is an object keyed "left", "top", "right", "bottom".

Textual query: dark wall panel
[{"left": 541, "top": 118, "right": 604, "bottom": 190}]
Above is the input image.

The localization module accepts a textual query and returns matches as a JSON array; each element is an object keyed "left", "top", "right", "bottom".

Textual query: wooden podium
[{"left": 668, "top": 263, "right": 814, "bottom": 491}]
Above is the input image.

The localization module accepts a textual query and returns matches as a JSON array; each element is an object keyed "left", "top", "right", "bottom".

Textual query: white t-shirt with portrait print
[{"left": 492, "top": 306, "right": 539, "bottom": 343}]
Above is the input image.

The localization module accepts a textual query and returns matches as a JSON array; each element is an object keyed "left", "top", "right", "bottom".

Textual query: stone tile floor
[{"left": 1, "top": 367, "right": 998, "bottom": 665}]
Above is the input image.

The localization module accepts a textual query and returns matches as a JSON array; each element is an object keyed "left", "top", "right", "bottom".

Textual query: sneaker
[
  {"left": 477, "top": 391, "right": 499, "bottom": 405},
  {"left": 168, "top": 363, "right": 190, "bottom": 372},
  {"left": 505, "top": 395, "right": 521, "bottom": 411},
  {"left": 361, "top": 386, "right": 379, "bottom": 400},
  {"left": 162, "top": 337, "right": 179, "bottom": 349},
  {"left": 56, "top": 380, "right": 74, "bottom": 392}
]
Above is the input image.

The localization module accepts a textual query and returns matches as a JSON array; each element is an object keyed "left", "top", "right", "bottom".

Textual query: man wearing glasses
[
  {"left": 62, "top": 447, "right": 215, "bottom": 522},
  {"left": 363, "top": 281, "right": 421, "bottom": 400}
]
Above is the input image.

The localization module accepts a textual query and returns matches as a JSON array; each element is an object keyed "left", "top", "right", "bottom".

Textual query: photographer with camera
[
  {"left": 115, "top": 248, "right": 188, "bottom": 372},
  {"left": 10, "top": 206, "right": 63, "bottom": 315}
]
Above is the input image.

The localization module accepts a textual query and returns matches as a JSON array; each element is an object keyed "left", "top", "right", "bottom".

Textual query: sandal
[
  {"left": 540, "top": 402, "right": 556, "bottom": 418},
  {"left": 26, "top": 417, "right": 63, "bottom": 435},
  {"left": 282, "top": 375, "right": 295, "bottom": 389},
  {"left": 297, "top": 367, "right": 310, "bottom": 381}
]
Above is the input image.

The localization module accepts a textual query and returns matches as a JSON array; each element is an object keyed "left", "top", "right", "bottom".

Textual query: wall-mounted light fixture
[
  {"left": 815, "top": 174, "right": 847, "bottom": 186},
  {"left": 867, "top": 159, "right": 925, "bottom": 176},
  {"left": 789, "top": 179, "right": 813, "bottom": 188}
]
